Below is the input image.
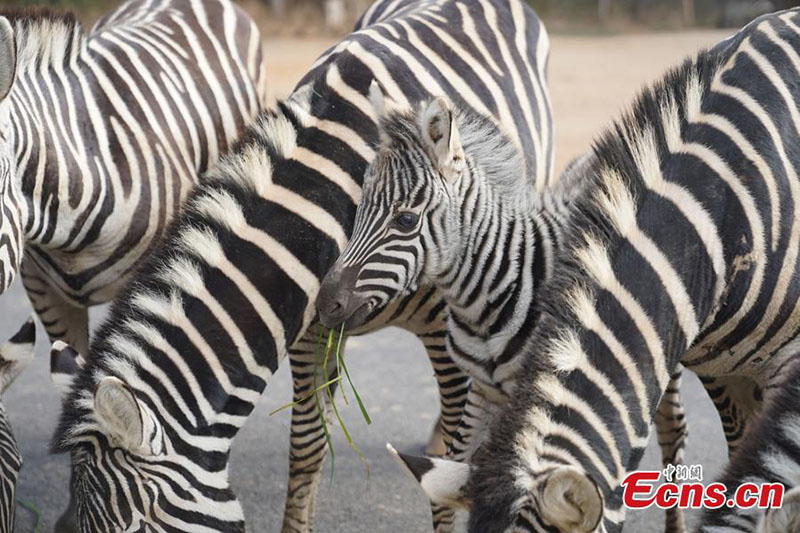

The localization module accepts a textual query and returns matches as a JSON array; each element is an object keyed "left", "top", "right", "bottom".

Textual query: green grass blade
[
  {"left": 17, "top": 499, "right": 42, "bottom": 533},
  {"left": 315, "top": 385, "right": 335, "bottom": 481},
  {"left": 290, "top": 323, "right": 373, "bottom": 481},
  {"left": 334, "top": 324, "right": 349, "bottom": 405},
  {"left": 325, "top": 368, "right": 370, "bottom": 478},
  {"left": 268, "top": 375, "right": 343, "bottom": 416},
  {"left": 314, "top": 325, "right": 336, "bottom": 481},
  {"left": 339, "top": 346, "right": 371, "bottom": 424}
]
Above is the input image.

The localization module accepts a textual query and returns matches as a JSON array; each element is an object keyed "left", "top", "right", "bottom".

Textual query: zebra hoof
[{"left": 425, "top": 416, "right": 447, "bottom": 457}]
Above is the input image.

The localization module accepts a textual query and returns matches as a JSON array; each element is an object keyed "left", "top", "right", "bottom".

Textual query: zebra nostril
[
  {"left": 329, "top": 300, "right": 344, "bottom": 315},
  {"left": 317, "top": 295, "right": 349, "bottom": 328}
]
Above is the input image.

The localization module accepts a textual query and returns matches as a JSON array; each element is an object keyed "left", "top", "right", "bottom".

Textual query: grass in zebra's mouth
[{"left": 271, "top": 323, "right": 372, "bottom": 480}]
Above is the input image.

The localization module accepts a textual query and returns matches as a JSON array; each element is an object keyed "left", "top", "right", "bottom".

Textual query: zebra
[
  {"left": 320, "top": 7, "right": 800, "bottom": 531},
  {"left": 697, "top": 361, "right": 800, "bottom": 532},
  {"left": 316, "top": 90, "right": 691, "bottom": 531},
  {"left": 0, "top": 317, "right": 36, "bottom": 532},
  {"left": 0, "top": 2, "right": 269, "bottom": 529},
  {"left": 0, "top": 0, "right": 268, "bottom": 358},
  {"left": 48, "top": 1, "right": 556, "bottom": 531}
]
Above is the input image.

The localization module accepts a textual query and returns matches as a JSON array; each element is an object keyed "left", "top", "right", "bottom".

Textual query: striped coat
[
  {"left": 0, "top": 0, "right": 267, "bottom": 357},
  {"left": 0, "top": 2, "right": 269, "bottom": 530},
  {"left": 51, "top": 1, "right": 555, "bottom": 531},
  {"left": 366, "top": 7, "right": 800, "bottom": 533}
]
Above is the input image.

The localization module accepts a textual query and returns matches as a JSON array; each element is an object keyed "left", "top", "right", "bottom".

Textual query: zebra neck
[{"left": 441, "top": 199, "right": 558, "bottom": 371}]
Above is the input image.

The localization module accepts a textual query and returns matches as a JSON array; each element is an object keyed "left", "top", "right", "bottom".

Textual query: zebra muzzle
[{"left": 317, "top": 265, "right": 374, "bottom": 329}]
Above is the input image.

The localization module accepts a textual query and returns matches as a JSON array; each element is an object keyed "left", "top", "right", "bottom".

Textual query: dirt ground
[{"left": 262, "top": 29, "right": 732, "bottom": 173}]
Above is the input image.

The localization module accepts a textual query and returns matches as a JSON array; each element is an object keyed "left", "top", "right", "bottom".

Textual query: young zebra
[
  {"left": 317, "top": 91, "right": 690, "bottom": 530},
  {"left": 320, "top": 7, "right": 800, "bottom": 531},
  {"left": 697, "top": 362, "right": 800, "bottom": 532},
  {"left": 0, "top": 317, "right": 36, "bottom": 532},
  {"left": 48, "top": 1, "right": 556, "bottom": 531}
]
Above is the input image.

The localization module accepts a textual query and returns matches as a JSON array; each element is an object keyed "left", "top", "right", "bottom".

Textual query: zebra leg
[
  {"left": 419, "top": 331, "right": 470, "bottom": 458},
  {"left": 282, "top": 328, "right": 340, "bottom": 533},
  {"left": 425, "top": 415, "right": 447, "bottom": 456},
  {"left": 21, "top": 260, "right": 87, "bottom": 533},
  {"left": 21, "top": 260, "right": 90, "bottom": 356},
  {"left": 700, "top": 374, "right": 762, "bottom": 454},
  {"left": 418, "top": 333, "right": 471, "bottom": 532},
  {"left": 654, "top": 366, "right": 688, "bottom": 533},
  {"left": 447, "top": 382, "right": 493, "bottom": 463},
  {"left": 424, "top": 383, "right": 493, "bottom": 533}
]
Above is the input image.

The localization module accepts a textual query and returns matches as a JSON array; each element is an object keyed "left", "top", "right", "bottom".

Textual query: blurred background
[
  {"left": 0, "top": 0, "right": 795, "bottom": 33},
  {"left": 0, "top": 0, "right": 786, "bottom": 531}
]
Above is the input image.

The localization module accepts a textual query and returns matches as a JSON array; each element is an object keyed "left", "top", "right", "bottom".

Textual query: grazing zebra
[
  {"left": 0, "top": 317, "right": 36, "bottom": 532},
  {"left": 317, "top": 91, "right": 691, "bottom": 530},
  {"left": 698, "top": 362, "right": 800, "bottom": 532},
  {"left": 0, "top": 2, "right": 268, "bottom": 529},
  {"left": 48, "top": 0, "right": 556, "bottom": 531},
  {"left": 324, "top": 7, "right": 800, "bottom": 532}
]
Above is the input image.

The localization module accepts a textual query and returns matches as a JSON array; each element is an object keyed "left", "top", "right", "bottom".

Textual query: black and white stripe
[
  {"left": 332, "top": 7, "right": 800, "bottom": 533},
  {"left": 50, "top": 1, "right": 555, "bottom": 531},
  {"left": 317, "top": 93, "right": 690, "bottom": 531},
  {"left": 0, "top": 5, "right": 267, "bottom": 529},
  {"left": 0, "top": 0, "right": 267, "bottom": 360},
  {"left": 0, "top": 317, "right": 35, "bottom": 532},
  {"left": 698, "top": 362, "right": 800, "bottom": 532}
]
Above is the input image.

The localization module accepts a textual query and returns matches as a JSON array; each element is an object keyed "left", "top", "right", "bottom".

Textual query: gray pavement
[{"left": 1, "top": 277, "right": 728, "bottom": 532}]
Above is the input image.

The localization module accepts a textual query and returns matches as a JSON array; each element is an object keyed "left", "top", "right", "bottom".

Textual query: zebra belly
[{"left": 685, "top": 324, "right": 800, "bottom": 383}]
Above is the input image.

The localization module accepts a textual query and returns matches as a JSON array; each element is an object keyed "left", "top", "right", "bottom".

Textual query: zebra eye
[{"left": 392, "top": 211, "right": 419, "bottom": 230}]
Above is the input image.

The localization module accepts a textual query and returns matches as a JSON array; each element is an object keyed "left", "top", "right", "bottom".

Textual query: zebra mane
[
  {"left": 533, "top": 50, "right": 724, "bottom": 351},
  {"left": 468, "top": 48, "right": 728, "bottom": 505},
  {"left": 203, "top": 99, "right": 307, "bottom": 195},
  {"left": 0, "top": 9, "right": 84, "bottom": 72},
  {"left": 379, "top": 103, "right": 529, "bottom": 202}
]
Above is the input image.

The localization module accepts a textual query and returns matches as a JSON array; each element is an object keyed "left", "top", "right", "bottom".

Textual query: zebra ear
[
  {"left": 386, "top": 444, "right": 471, "bottom": 508},
  {"left": 369, "top": 80, "right": 386, "bottom": 119},
  {"left": 369, "top": 80, "right": 402, "bottom": 125},
  {"left": 418, "top": 97, "right": 465, "bottom": 182},
  {"left": 0, "top": 315, "right": 35, "bottom": 394},
  {"left": 760, "top": 487, "right": 800, "bottom": 532},
  {"left": 370, "top": 80, "right": 402, "bottom": 146},
  {"left": 285, "top": 82, "right": 314, "bottom": 127},
  {"left": 94, "top": 376, "right": 164, "bottom": 456},
  {"left": 539, "top": 466, "right": 603, "bottom": 532},
  {"left": 0, "top": 17, "right": 16, "bottom": 102},
  {"left": 50, "top": 340, "right": 86, "bottom": 399}
]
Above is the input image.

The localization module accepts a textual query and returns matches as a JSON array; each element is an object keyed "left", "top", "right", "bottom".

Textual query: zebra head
[
  {"left": 51, "top": 342, "right": 246, "bottom": 532},
  {"left": 318, "top": 89, "right": 482, "bottom": 329},
  {"left": 0, "top": 18, "right": 22, "bottom": 295},
  {"left": 388, "top": 445, "right": 604, "bottom": 533}
]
